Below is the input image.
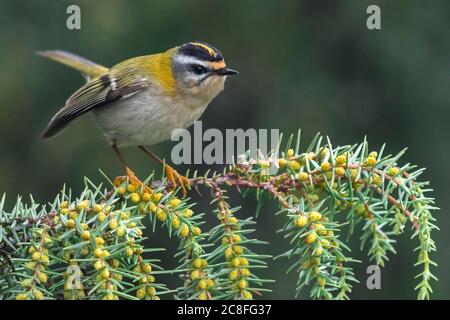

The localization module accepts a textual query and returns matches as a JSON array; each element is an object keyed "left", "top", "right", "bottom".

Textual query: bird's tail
[{"left": 36, "top": 50, "right": 109, "bottom": 79}]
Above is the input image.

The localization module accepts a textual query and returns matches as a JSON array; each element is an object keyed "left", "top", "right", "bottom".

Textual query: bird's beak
[{"left": 215, "top": 68, "right": 239, "bottom": 76}]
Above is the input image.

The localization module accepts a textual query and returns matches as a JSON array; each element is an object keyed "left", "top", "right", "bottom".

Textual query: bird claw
[
  {"left": 165, "top": 165, "right": 190, "bottom": 198},
  {"left": 114, "top": 168, "right": 152, "bottom": 193}
]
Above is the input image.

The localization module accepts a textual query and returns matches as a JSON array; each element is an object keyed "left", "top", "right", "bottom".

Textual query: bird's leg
[
  {"left": 138, "top": 145, "right": 190, "bottom": 197},
  {"left": 111, "top": 143, "right": 145, "bottom": 188}
]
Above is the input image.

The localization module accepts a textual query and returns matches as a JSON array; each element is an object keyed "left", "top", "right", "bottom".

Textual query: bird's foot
[
  {"left": 114, "top": 167, "right": 152, "bottom": 193},
  {"left": 165, "top": 165, "right": 190, "bottom": 198}
]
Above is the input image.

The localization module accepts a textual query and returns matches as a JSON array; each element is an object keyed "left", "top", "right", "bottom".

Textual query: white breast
[{"left": 92, "top": 88, "right": 209, "bottom": 147}]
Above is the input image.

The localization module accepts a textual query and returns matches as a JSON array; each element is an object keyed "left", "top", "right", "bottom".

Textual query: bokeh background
[{"left": 0, "top": 0, "right": 448, "bottom": 299}]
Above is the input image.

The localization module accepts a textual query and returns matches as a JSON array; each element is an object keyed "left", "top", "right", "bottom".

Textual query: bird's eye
[{"left": 192, "top": 64, "right": 208, "bottom": 75}]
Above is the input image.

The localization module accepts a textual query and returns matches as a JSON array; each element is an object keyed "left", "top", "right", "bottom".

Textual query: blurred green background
[{"left": 0, "top": 0, "right": 448, "bottom": 299}]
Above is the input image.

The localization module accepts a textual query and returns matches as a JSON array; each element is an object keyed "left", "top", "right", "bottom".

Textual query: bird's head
[{"left": 170, "top": 42, "right": 238, "bottom": 100}]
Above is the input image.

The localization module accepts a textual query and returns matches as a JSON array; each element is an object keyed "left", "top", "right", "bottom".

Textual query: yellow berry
[
  {"left": 297, "top": 172, "right": 309, "bottom": 181},
  {"left": 101, "top": 269, "right": 110, "bottom": 279},
  {"left": 117, "top": 187, "right": 126, "bottom": 195},
  {"left": 305, "top": 232, "right": 318, "bottom": 244},
  {"left": 60, "top": 208, "right": 70, "bottom": 215},
  {"left": 309, "top": 211, "right": 322, "bottom": 222},
  {"left": 126, "top": 247, "right": 134, "bottom": 257},
  {"left": 335, "top": 167, "right": 346, "bottom": 177},
  {"left": 101, "top": 250, "right": 110, "bottom": 258},
  {"left": 192, "top": 258, "right": 203, "bottom": 269},
  {"left": 231, "top": 257, "right": 240, "bottom": 267},
  {"left": 81, "top": 230, "right": 91, "bottom": 241},
  {"left": 142, "top": 263, "right": 152, "bottom": 274},
  {"left": 290, "top": 160, "right": 301, "bottom": 171},
  {"left": 388, "top": 167, "right": 400, "bottom": 176},
  {"left": 95, "top": 237, "right": 105, "bottom": 246},
  {"left": 141, "top": 192, "right": 152, "bottom": 202},
  {"left": 240, "top": 257, "right": 249, "bottom": 266},
  {"left": 369, "top": 151, "right": 378, "bottom": 158},
  {"left": 192, "top": 227, "right": 201, "bottom": 236},
  {"left": 183, "top": 209, "right": 194, "bottom": 217},
  {"left": 116, "top": 226, "right": 126, "bottom": 237},
  {"left": 372, "top": 174, "right": 382, "bottom": 186},
  {"left": 232, "top": 234, "right": 241, "bottom": 242},
  {"left": 181, "top": 224, "right": 189, "bottom": 238},
  {"left": 238, "top": 279, "right": 248, "bottom": 289},
  {"left": 16, "top": 293, "right": 28, "bottom": 300},
  {"left": 278, "top": 158, "right": 287, "bottom": 168},
  {"left": 60, "top": 201, "right": 69, "bottom": 209},
  {"left": 156, "top": 209, "right": 166, "bottom": 222},
  {"left": 69, "top": 211, "right": 79, "bottom": 219},
  {"left": 321, "top": 239, "right": 331, "bottom": 249},
  {"left": 128, "top": 222, "right": 137, "bottom": 228},
  {"left": 206, "top": 279, "right": 215, "bottom": 288},
  {"left": 190, "top": 270, "right": 200, "bottom": 280},
  {"left": 197, "top": 280, "right": 207, "bottom": 290},
  {"left": 233, "top": 246, "right": 243, "bottom": 255},
  {"left": 224, "top": 247, "right": 233, "bottom": 260},
  {"left": 42, "top": 255, "right": 50, "bottom": 266},
  {"left": 315, "top": 247, "right": 323, "bottom": 256},
  {"left": 37, "top": 272, "right": 48, "bottom": 284},
  {"left": 22, "top": 278, "right": 32, "bottom": 288},
  {"left": 97, "top": 212, "right": 106, "bottom": 222},
  {"left": 242, "top": 290, "right": 253, "bottom": 299},
  {"left": 93, "top": 204, "right": 103, "bottom": 213},
  {"left": 240, "top": 268, "right": 251, "bottom": 277},
  {"left": 315, "top": 224, "right": 327, "bottom": 236},
  {"left": 147, "top": 287, "right": 156, "bottom": 296},
  {"left": 130, "top": 193, "right": 141, "bottom": 203},
  {"left": 94, "top": 248, "right": 103, "bottom": 258},
  {"left": 198, "top": 292, "right": 207, "bottom": 300},
  {"left": 109, "top": 218, "right": 118, "bottom": 229},
  {"left": 66, "top": 219, "right": 75, "bottom": 229},
  {"left": 111, "top": 259, "right": 120, "bottom": 268},
  {"left": 120, "top": 211, "right": 128, "bottom": 220},
  {"left": 320, "top": 161, "right": 331, "bottom": 171},
  {"left": 77, "top": 200, "right": 89, "bottom": 211},
  {"left": 286, "top": 148, "right": 295, "bottom": 158},
  {"left": 336, "top": 154, "right": 347, "bottom": 165},
  {"left": 126, "top": 184, "right": 137, "bottom": 193},
  {"left": 320, "top": 147, "right": 329, "bottom": 158},
  {"left": 229, "top": 270, "right": 239, "bottom": 280},
  {"left": 365, "top": 156, "right": 377, "bottom": 166},
  {"left": 136, "top": 287, "right": 146, "bottom": 299},
  {"left": 317, "top": 277, "right": 326, "bottom": 287},
  {"left": 170, "top": 198, "right": 181, "bottom": 208},
  {"left": 32, "top": 252, "right": 42, "bottom": 261},
  {"left": 103, "top": 293, "right": 115, "bottom": 300},
  {"left": 295, "top": 215, "right": 309, "bottom": 228},
  {"left": 94, "top": 260, "right": 104, "bottom": 270},
  {"left": 228, "top": 217, "right": 238, "bottom": 224},
  {"left": 171, "top": 216, "right": 181, "bottom": 229},
  {"left": 152, "top": 193, "right": 163, "bottom": 202},
  {"left": 33, "top": 289, "right": 44, "bottom": 300}
]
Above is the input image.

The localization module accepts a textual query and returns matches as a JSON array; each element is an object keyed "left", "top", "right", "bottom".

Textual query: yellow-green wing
[{"left": 41, "top": 67, "right": 149, "bottom": 139}]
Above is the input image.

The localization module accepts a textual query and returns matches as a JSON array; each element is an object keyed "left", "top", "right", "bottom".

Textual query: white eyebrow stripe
[{"left": 173, "top": 55, "right": 209, "bottom": 67}]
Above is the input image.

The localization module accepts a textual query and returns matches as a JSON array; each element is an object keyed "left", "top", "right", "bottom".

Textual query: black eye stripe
[{"left": 192, "top": 64, "right": 209, "bottom": 75}]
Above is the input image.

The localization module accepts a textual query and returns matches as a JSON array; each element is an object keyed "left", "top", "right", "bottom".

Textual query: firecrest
[{"left": 37, "top": 42, "right": 238, "bottom": 195}]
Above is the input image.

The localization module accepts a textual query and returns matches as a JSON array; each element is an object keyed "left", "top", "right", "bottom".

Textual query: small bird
[{"left": 37, "top": 42, "right": 238, "bottom": 195}]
